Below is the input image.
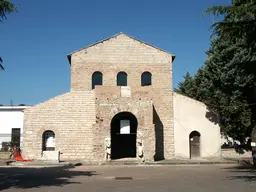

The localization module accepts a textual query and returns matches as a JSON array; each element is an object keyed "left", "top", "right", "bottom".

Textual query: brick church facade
[{"left": 22, "top": 33, "right": 221, "bottom": 162}]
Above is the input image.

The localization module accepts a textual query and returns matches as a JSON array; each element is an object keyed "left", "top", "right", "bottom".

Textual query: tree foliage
[
  {"left": 0, "top": 57, "right": 4, "bottom": 70},
  {"left": 0, "top": 0, "right": 17, "bottom": 23},
  {"left": 174, "top": 72, "right": 195, "bottom": 96},
  {"left": 203, "top": 0, "right": 256, "bottom": 50},
  {"left": 175, "top": 0, "right": 256, "bottom": 144},
  {"left": 0, "top": 0, "right": 17, "bottom": 71}
]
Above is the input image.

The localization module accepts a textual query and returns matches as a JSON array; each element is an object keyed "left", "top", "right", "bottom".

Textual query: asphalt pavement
[{"left": 0, "top": 164, "right": 255, "bottom": 192}]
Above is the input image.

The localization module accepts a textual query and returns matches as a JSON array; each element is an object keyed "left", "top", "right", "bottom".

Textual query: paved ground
[{"left": 0, "top": 164, "right": 256, "bottom": 191}]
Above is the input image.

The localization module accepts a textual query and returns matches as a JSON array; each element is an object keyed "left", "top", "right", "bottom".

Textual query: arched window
[
  {"left": 117, "top": 72, "right": 127, "bottom": 86},
  {"left": 141, "top": 72, "right": 152, "bottom": 86},
  {"left": 92, "top": 71, "right": 103, "bottom": 89},
  {"left": 42, "top": 130, "right": 55, "bottom": 151}
]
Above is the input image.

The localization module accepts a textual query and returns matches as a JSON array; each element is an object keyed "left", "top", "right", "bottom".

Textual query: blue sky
[{"left": 0, "top": 0, "right": 229, "bottom": 106}]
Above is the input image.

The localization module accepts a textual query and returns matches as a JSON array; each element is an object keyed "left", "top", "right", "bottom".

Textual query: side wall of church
[
  {"left": 22, "top": 91, "right": 96, "bottom": 161},
  {"left": 173, "top": 93, "right": 221, "bottom": 159}
]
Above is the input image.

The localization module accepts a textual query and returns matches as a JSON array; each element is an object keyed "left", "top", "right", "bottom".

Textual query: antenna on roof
[{"left": 10, "top": 100, "right": 13, "bottom": 106}]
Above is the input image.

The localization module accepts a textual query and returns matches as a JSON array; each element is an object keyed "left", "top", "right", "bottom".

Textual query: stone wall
[
  {"left": 70, "top": 33, "right": 175, "bottom": 159},
  {"left": 0, "top": 152, "right": 12, "bottom": 160},
  {"left": 22, "top": 91, "right": 96, "bottom": 161},
  {"left": 93, "top": 86, "right": 155, "bottom": 161},
  {"left": 22, "top": 33, "right": 175, "bottom": 161},
  {"left": 70, "top": 33, "right": 174, "bottom": 92}
]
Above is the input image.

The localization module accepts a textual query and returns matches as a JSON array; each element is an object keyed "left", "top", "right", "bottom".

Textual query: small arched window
[
  {"left": 42, "top": 130, "right": 55, "bottom": 151},
  {"left": 92, "top": 71, "right": 103, "bottom": 89},
  {"left": 117, "top": 72, "right": 127, "bottom": 86},
  {"left": 141, "top": 72, "right": 152, "bottom": 86}
]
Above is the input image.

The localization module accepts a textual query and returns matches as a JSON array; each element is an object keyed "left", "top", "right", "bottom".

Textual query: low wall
[
  {"left": 0, "top": 152, "right": 12, "bottom": 160},
  {"left": 221, "top": 148, "right": 251, "bottom": 159}
]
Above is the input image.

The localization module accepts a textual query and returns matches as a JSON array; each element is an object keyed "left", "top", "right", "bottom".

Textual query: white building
[{"left": 0, "top": 106, "right": 30, "bottom": 151}]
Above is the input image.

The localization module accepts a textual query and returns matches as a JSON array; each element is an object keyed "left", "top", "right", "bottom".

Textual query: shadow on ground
[
  {"left": 223, "top": 164, "right": 256, "bottom": 182},
  {"left": 0, "top": 165, "right": 98, "bottom": 190}
]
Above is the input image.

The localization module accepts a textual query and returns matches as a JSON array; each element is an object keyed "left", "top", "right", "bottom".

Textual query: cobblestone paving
[{"left": 0, "top": 164, "right": 256, "bottom": 192}]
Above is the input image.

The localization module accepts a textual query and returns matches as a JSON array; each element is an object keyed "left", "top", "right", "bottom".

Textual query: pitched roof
[{"left": 67, "top": 32, "right": 176, "bottom": 64}]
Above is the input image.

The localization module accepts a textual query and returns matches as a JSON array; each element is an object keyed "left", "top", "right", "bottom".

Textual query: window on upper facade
[
  {"left": 141, "top": 72, "right": 152, "bottom": 86},
  {"left": 92, "top": 71, "right": 103, "bottom": 89},
  {"left": 117, "top": 72, "right": 128, "bottom": 86}
]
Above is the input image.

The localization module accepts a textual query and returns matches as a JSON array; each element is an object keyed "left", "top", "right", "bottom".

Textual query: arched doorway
[
  {"left": 189, "top": 131, "right": 200, "bottom": 159},
  {"left": 42, "top": 130, "right": 55, "bottom": 151},
  {"left": 111, "top": 112, "right": 138, "bottom": 159}
]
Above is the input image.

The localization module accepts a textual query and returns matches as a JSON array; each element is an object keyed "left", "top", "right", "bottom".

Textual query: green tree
[
  {"left": 202, "top": 37, "right": 253, "bottom": 143},
  {"left": 203, "top": 0, "right": 256, "bottom": 48},
  {"left": 203, "top": 0, "right": 256, "bottom": 143},
  {"left": 0, "top": 0, "right": 17, "bottom": 22},
  {"left": 0, "top": 0, "right": 17, "bottom": 70},
  {"left": 176, "top": 0, "right": 256, "bottom": 144},
  {"left": 174, "top": 72, "right": 195, "bottom": 97}
]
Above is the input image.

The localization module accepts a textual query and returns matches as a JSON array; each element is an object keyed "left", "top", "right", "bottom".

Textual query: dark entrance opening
[
  {"left": 111, "top": 112, "right": 138, "bottom": 160},
  {"left": 11, "top": 128, "right": 21, "bottom": 148},
  {"left": 189, "top": 131, "right": 201, "bottom": 159}
]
